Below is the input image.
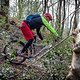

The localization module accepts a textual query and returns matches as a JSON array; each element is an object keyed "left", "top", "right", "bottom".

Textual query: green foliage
[
  {"left": 0, "top": 16, "right": 6, "bottom": 27},
  {"left": 42, "top": 37, "right": 72, "bottom": 80},
  {"left": 10, "top": 50, "right": 16, "bottom": 59}
]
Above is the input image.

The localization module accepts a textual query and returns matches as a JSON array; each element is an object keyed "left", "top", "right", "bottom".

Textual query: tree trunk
[
  {"left": 0, "top": 0, "right": 9, "bottom": 22},
  {"left": 56, "top": 0, "right": 62, "bottom": 37},
  {"left": 73, "top": 0, "right": 79, "bottom": 29},
  {"left": 61, "top": 0, "right": 66, "bottom": 37},
  {"left": 18, "top": 0, "right": 23, "bottom": 19},
  {"left": 43, "top": 0, "right": 48, "bottom": 14}
]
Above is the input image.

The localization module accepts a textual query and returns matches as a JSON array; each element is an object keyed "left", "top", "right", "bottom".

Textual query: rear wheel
[{"left": 4, "top": 40, "right": 26, "bottom": 64}]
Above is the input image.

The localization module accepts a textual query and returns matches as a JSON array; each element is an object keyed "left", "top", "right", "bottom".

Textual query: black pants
[
  {"left": 21, "top": 38, "right": 34, "bottom": 53},
  {"left": 21, "top": 39, "right": 34, "bottom": 53}
]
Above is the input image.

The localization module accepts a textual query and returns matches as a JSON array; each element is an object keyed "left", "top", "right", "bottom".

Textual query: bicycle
[{"left": 3, "top": 38, "right": 37, "bottom": 64}]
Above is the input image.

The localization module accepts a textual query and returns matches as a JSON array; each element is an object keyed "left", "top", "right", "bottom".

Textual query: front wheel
[{"left": 3, "top": 40, "right": 26, "bottom": 64}]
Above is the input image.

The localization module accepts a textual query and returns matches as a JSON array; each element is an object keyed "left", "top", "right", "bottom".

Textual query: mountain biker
[
  {"left": 20, "top": 12, "right": 58, "bottom": 56},
  {"left": 19, "top": 12, "right": 59, "bottom": 56}
]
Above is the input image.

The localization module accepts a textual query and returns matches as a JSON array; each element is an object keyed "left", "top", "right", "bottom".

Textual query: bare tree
[
  {"left": 73, "top": 0, "right": 80, "bottom": 29},
  {"left": 0, "top": 0, "right": 9, "bottom": 22},
  {"left": 61, "top": 0, "right": 66, "bottom": 37},
  {"left": 43, "top": 0, "right": 49, "bottom": 14}
]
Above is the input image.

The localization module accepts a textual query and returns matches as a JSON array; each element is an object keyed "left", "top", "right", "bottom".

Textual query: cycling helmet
[{"left": 44, "top": 12, "right": 52, "bottom": 21}]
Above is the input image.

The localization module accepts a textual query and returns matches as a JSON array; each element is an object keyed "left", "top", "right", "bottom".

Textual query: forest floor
[{"left": 0, "top": 44, "right": 48, "bottom": 78}]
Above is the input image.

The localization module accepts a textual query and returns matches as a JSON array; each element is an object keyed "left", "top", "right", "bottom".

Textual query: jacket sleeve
[
  {"left": 41, "top": 16, "right": 59, "bottom": 37},
  {"left": 36, "top": 27, "right": 43, "bottom": 40}
]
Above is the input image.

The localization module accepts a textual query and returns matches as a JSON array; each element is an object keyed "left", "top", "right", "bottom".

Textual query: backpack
[{"left": 26, "top": 14, "right": 40, "bottom": 22}]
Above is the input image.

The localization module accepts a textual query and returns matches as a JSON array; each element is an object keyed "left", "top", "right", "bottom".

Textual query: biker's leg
[
  {"left": 19, "top": 41, "right": 25, "bottom": 46},
  {"left": 20, "top": 22, "right": 35, "bottom": 56},
  {"left": 21, "top": 38, "right": 34, "bottom": 54},
  {"left": 29, "top": 45, "right": 32, "bottom": 55}
]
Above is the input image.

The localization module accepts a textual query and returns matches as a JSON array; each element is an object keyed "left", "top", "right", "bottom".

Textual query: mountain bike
[{"left": 3, "top": 39, "right": 37, "bottom": 64}]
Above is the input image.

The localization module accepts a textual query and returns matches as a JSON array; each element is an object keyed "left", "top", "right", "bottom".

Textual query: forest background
[{"left": 0, "top": 0, "right": 80, "bottom": 80}]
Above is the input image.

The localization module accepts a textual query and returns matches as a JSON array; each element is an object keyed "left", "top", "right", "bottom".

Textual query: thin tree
[
  {"left": 0, "top": 0, "right": 9, "bottom": 22},
  {"left": 61, "top": 0, "right": 66, "bottom": 37}
]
